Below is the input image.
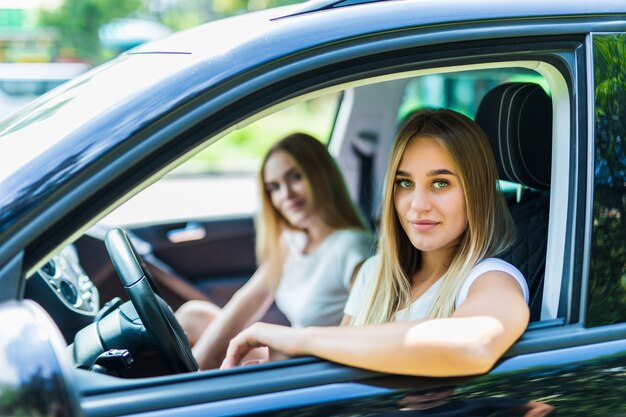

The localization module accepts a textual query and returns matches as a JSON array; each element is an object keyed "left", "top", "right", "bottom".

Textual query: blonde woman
[
  {"left": 221, "top": 109, "right": 530, "bottom": 377},
  {"left": 176, "top": 132, "right": 373, "bottom": 369}
]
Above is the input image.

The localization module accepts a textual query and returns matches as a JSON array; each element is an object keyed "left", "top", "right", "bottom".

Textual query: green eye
[
  {"left": 433, "top": 180, "right": 449, "bottom": 189},
  {"left": 396, "top": 179, "right": 413, "bottom": 188}
]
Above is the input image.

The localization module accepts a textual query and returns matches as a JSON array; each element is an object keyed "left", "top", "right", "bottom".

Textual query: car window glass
[{"left": 587, "top": 33, "right": 626, "bottom": 326}]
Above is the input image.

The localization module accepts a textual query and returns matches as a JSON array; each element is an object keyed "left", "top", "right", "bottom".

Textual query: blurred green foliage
[
  {"left": 173, "top": 93, "right": 341, "bottom": 175},
  {"left": 39, "top": 0, "right": 143, "bottom": 63},
  {"left": 37, "top": 0, "right": 303, "bottom": 64}
]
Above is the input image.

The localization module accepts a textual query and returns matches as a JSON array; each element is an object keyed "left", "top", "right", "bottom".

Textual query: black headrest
[{"left": 475, "top": 83, "right": 552, "bottom": 190}]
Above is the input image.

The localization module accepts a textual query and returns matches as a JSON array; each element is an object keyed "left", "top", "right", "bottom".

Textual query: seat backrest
[{"left": 475, "top": 83, "right": 552, "bottom": 321}]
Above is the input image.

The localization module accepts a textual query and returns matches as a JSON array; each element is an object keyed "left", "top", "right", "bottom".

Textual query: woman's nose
[
  {"left": 276, "top": 183, "right": 294, "bottom": 201},
  {"left": 284, "top": 183, "right": 296, "bottom": 199},
  {"left": 409, "top": 186, "right": 432, "bottom": 212}
]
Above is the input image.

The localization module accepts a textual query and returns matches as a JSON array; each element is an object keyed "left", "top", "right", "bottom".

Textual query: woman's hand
[{"left": 220, "top": 323, "right": 303, "bottom": 369}]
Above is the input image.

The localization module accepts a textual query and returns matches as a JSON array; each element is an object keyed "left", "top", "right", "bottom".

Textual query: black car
[{"left": 1, "top": 0, "right": 626, "bottom": 416}]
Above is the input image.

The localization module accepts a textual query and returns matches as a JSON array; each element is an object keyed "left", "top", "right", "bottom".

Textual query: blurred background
[
  {"left": 0, "top": 0, "right": 302, "bottom": 65},
  {"left": 0, "top": 0, "right": 305, "bottom": 118}
]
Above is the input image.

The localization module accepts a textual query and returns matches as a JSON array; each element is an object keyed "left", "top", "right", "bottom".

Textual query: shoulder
[
  {"left": 470, "top": 258, "right": 525, "bottom": 282},
  {"left": 344, "top": 254, "right": 380, "bottom": 316},
  {"left": 455, "top": 258, "right": 529, "bottom": 308},
  {"left": 360, "top": 254, "right": 380, "bottom": 274},
  {"left": 351, "top": 254, "right": 380, "bottom": 287}
]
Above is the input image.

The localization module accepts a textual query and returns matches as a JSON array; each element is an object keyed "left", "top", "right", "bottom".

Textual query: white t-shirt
[
  {"left": 274, "top": 228, "right": 374, "bottom": 327},
  {"left": 344, "top": 255, "right": 528, "bottom": 321}
]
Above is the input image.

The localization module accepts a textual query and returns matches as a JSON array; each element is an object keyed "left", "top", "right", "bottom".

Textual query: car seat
[{"left": 475, "top": 82, "right": 552, "bottom": 322}]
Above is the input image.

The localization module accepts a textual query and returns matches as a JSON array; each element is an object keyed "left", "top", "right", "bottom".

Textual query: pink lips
[
  {"left": 410, "top": 220, "right": 439, "bottom": 231},
  {"left": 285, "top": 200, "right": 305, "bottom": 213}
]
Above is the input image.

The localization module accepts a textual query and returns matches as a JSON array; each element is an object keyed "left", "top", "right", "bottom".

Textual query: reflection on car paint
[{"left": 0, "top": 301, "right": 81, "bottom": 417}]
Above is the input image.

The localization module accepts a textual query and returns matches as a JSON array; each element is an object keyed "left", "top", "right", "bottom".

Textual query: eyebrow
[{"left": 395, "top": 168, "right": 457, "bottom": 177}]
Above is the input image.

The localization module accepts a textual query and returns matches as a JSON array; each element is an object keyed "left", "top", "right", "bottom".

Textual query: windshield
[{"left": 0, "top": 52, "right": 200, "bottom": 185}]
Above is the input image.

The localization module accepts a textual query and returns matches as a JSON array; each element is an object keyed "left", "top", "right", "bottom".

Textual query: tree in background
[
  {"left": 38, "top": 0, "right": 302, "bottom": 64},
  {"left": 39, "top": 0, "right": 143, "bottom": 63},
  {"left": 151, "top": 0, "right": 302, "bottom": 30}
]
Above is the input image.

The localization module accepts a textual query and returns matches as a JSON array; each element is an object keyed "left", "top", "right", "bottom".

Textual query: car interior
[{"left": 22, "top": 60, "right": 567, "bottom": 381}]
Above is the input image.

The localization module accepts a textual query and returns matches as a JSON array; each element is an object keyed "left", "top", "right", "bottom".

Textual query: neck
[
  {"left": 414, "top": 246, "right": 457, "bottom": 283},
  {"left": 302, "top": 215, "right": 335, "bottom": 254}
]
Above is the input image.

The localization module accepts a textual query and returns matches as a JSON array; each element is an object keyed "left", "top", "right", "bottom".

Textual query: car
[{"left": 1, "top": 0, "right": 626, "bottom": 416}]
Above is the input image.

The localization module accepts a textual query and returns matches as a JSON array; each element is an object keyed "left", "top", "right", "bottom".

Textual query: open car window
[{"left": 27, "top": 60, "right": 569, "bottom": 377}]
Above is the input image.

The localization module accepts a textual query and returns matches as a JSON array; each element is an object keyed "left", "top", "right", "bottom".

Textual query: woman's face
[
  {"left": 393, "top": 136, "right": 468, "bottom": 255},
  {"left": 263, "top": 150, "right": 313, "bottom": 229}
]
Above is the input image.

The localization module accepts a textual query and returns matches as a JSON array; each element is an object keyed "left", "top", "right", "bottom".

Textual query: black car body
[{"left": 1, "top": 0, "right": 626, "bottom": 416}]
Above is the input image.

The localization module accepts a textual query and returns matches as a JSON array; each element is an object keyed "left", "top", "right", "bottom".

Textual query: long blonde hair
[
  {"left": 255, "top": 132, "right": 368, "bottom": 264},
  {"left": 353, "top": 109, "right": 515, "bottom": 324}
]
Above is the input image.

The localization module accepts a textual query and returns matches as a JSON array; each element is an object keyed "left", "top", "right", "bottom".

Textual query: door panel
[
  {"left": 130, "top": 216, "right": 257, "bottom": 282},
  {"left": 129, "top": 216, "right": 264, "bottom": 311}
]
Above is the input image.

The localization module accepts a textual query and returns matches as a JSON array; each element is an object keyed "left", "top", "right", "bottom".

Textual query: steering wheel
[{"left": 104, "top": 228, "right": 198, "bottom": 373}]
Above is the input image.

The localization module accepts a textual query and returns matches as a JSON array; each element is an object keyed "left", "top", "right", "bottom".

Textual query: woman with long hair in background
[{"left": 176, "top": 132, "right": 373, "bottom": 369}]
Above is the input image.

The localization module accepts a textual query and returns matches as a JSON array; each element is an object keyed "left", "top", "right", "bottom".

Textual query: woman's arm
[
  {"left": 193, "top": 258, "right": 282, "bottom": 369},
  {"left": 222, "top": 271, "right": 529, "bottom": 376}
]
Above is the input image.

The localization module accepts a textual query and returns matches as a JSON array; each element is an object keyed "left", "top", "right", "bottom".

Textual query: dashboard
[{"left": 25, "top": 244, "right": 100, "bottom": 342}]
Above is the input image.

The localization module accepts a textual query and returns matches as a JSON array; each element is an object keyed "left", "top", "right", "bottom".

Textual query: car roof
[
  {"left": 283, "top": 0, "right": 626, "bottom": 19},
  {"left": 133, "top": 0, "right": 626, "bottom": 57}
]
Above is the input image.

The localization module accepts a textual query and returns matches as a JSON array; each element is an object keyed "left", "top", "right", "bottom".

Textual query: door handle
[{"left": 166, "top": 222, "right": 207, "bottom": 243}]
